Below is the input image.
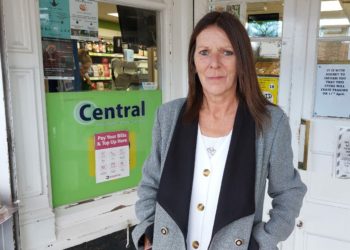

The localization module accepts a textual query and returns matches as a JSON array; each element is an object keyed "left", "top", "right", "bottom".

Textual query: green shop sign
[{"left": 46, "top": 91, "right": 162, "bottom": 207}]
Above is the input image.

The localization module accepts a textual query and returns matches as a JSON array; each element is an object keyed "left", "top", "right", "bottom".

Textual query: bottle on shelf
[
  {"left": 143, "top": 46, "right": 148, "bottom": 57},
  {"left": 78, "top": 40, "right": 85, "bottom": 50},
  {"left": 138, "top": 45, "right": 144, "bottom": 56},
  {"left": 99, "top": 38, "right": 106, "bottom": 53},
  {"left": 108, "top": 42, "right": 114, "bottom": 53},
  {"left": 93, "top": 41, "right": 99, "bottom": 53},
  {"left": 85, "top": 41, "right": 93, "bottom": 52}
]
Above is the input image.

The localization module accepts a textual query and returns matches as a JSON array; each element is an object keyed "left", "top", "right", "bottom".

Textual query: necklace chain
[{"left": 202, "top": 135, "right": 225, "bottom": 158}]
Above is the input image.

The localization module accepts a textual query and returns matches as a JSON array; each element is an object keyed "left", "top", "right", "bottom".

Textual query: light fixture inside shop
[
  {"left": 107, "top": 12, "right": 119, "bottom": 17},
  {"left": 321, "top": 0, "right": 342, "bottom": 12},
  {"left": 320, "top": 18, "right": 350, "bottom": 26}
]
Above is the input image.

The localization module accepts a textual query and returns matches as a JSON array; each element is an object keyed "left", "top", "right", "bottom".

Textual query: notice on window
[
  {"left": 258, "top": 77, "right": 279, "bottom": 104},
  {"left": 314, "top": 64, "right": 350, "bottom": 118},
  {"left": 259, "top": 42, "right": 280, "bottom": 59},
  {"left": 42, "top": 38, "right": 75, "bottom": 80},
  {"left": 335, "top": 128, "right": 350, "bottom": 179},
  {"left": 95, "top": 131, "right": 130, "bottom": 183},
  {"left": 70, "top": 0, "right": 98, "bottom": 41},
  {"left": 39, "top": 0, "right": 71, "bottom": 39}
]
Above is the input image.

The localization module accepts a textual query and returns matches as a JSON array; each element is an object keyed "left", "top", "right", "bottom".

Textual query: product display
[
  {"left": 255, "top": 61, "right": 280, "bottom": 76},
  {"left": 83, "top": 41, "right": 156, "bottom": 91}
]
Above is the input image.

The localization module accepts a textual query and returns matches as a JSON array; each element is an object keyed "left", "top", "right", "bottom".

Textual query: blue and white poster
[{"left": 39, "top": 0, "right": 71, "bottom": 39}]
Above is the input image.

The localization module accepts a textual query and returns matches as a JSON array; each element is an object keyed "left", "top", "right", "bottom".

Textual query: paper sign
[
  {"left": 42, "top": 38, "right": 75, "bottom": 80},
  {"left": 335, "top": 128, "right": 350, "bottom": 179},
  {"left": 39, "top": 0, "right": 71, "bottom": 39},
  {"left": 70, "top": 0, "right": 98, "bottom": 41},
  {"left": 259, "top": 42, "right": 280, "bottom": 58},
  {"left": 95, "top": 131, "right": 130, "bottom": 183},
  {"left": 258, "top": 77, "right": 279, "bottom": 104},
  {"left": 314, "top": 64, "right": 350, "bottom": 118}
]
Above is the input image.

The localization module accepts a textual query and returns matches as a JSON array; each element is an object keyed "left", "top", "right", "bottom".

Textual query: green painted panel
[
  {"left": 99, "top": 19, "right": 121, "bottom": 32},
  {"left": 46, "top": 91, "right": 162, "bottom": 207}
]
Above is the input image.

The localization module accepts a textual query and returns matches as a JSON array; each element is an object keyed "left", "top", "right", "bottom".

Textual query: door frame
[{"left": 0, "top": 0, "right": 17, "bottom": 247}]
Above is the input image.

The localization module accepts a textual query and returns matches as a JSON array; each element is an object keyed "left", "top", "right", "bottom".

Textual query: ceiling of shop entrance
[
  {"left": 98, "top": 2, "right": 119, "bottom": 22},
  {"left": 321, "top": 0, "right": 350, "bottom": 19}
]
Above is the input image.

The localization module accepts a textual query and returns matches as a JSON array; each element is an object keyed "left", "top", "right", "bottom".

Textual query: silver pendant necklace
[
  {"left": 206, "top": 146, "right": 217, "bottom": 157},
  {"left": 202, "top": 134, "right": 226, "bottom": 158}
]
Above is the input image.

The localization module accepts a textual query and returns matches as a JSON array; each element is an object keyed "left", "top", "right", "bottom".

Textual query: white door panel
[
  {"left": 305, "top": 234, "right": 350, "bottom": 250},
  {"left": 307, "top": 174, "right": 350, "bottom": 207},
  {"left": 302, "top": 202, "right": 350, "bottom": 247}
]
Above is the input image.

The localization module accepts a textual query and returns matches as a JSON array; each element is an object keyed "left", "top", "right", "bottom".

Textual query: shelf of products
[
  {"left": 89, "top": 52, "right": 148, "bottom": 60},
  {"left": 79, "top": 40, "right": 157, "bottom": 91},
  {"left": 255, "top": 60, "right": 280, "bottom": 77},
  {"left": 89, "top": 52, "right": 123, "bottom": 58},
  {"left": 90, "top": 76, "right": 112, "bottom": 81}
]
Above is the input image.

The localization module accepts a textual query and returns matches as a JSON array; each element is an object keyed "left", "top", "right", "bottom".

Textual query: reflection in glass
[
  {"left": 209, "top": 3, "right": 241, "bottom": 19},
  {"left": 246, "top": 1, "right": 284, "bottom": 38},
  {"left": 319, "top": 0, "right": 350, "bottom": 37},
  {"left": 317, "top": 41, "right": 350, "bottom": 64},
  {"left": 252, "top": 41, "right": 281, "bottom": 76}
]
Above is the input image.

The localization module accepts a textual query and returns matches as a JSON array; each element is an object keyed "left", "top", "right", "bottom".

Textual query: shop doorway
[{"left": 285, "top": 0, "right": 350, "bottom": 249}]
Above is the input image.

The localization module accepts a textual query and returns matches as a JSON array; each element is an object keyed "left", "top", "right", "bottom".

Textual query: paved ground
[{"left": 66, "top": 226, "right": 136, "bottom": 250}]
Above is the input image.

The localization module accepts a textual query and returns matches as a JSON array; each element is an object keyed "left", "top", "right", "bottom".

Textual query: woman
[
  {"left": 132, "top": 11, "right": 306, "bottom": 250},
  {"left": 78, "top": 49, "right": 95, "bottom": 90}
]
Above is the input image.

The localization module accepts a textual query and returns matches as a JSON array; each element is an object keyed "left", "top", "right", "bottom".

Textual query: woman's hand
[{"left": 144, "top": 236, "right": 152, "bottom": 250}]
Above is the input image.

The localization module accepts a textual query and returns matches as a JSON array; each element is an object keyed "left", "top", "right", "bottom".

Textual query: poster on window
[
  {"left": 42, "top": 38, "right": 75, "bottom": 80},
  {"left": 70, "top": 0, "right": 98, "bottom": 41},
  {"left": 39, "top": 0, "right": 71, "bottom": 39},
  {"left": 95, "top": 131, "right": 130, "bottom": 183},
  {"left": 335, "top": 127, "right": 350, "bottom": 179},
  {"left": 258, "top": 77, "right": 279, "bottom": 104},
  {"left": 314, "top": 64, "right": 350, "bottom": 118}
]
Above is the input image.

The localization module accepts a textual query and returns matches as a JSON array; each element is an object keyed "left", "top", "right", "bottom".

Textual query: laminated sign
[
  {"left": 95, "top": 131, "right": 130, "bottom": 183},
  {"left": 335, "top": 128, "right": 350, "bottom": 179}
]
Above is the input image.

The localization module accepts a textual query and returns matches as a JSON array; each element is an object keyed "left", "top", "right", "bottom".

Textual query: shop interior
[{"left": 43, "top": 2, "right": 158, "bottom": 92}]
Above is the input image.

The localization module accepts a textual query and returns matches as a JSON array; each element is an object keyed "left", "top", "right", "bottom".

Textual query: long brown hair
[{"left": 184, "top": 11, "right": 272, "bottom": 132}]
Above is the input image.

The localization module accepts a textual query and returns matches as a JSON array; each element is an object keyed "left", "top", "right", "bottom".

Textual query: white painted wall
[{"left": 166, "top": 0, "right": 194, "bottom": 100}]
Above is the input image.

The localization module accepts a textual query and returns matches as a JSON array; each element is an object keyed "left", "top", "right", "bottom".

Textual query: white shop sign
[{"left": 314, "top": 64, "right": 350, "bottom": 118}]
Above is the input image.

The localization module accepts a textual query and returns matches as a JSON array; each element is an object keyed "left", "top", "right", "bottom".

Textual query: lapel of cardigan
[
  {"left": 212, "top": 101, "right": 256, "bottom": 236},
  {"left": 157, "top": 103, "right": 197, "bottom": 239}
]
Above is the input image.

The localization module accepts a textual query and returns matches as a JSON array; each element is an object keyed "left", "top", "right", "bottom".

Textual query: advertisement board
[{"left": 46, "top": 91, "right": 162, "bottom": 207}]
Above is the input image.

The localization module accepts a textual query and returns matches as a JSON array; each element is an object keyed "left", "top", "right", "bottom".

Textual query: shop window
[
  {"left": 247, "top": 1, "right": 283, "bottom": 105},
  {"left": 38, "top": 0, "right": 161, "bottom": 207},
  {"left": 314, "top": 0, "right": 350, "bottom": 118}
]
